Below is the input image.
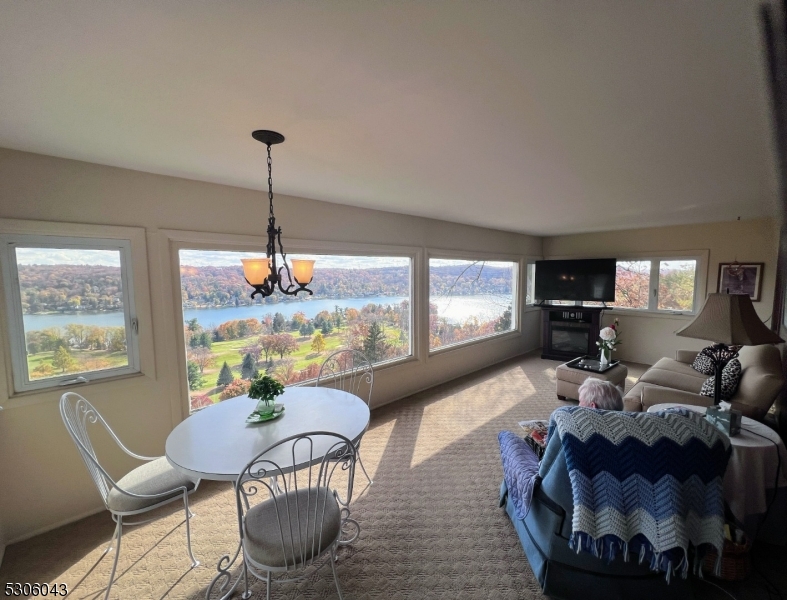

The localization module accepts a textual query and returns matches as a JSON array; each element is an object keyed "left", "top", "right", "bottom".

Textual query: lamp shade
[
  {"left": 675, "top": 293, "right": 783, "bottom": 346},
  {"left": 290, "top": 259, "right": 315, "bottom": 285},
  {"left": 240, "top": 258, "right": 271, "bottom": 286}
]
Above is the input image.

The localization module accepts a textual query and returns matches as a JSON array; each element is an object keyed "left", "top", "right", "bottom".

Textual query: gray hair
[{"left": 577, "top": 378, "right": 624, "bottom": 411}]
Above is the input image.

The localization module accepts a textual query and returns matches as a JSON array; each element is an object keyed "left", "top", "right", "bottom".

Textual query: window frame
[
  {"left": 426, "top": 249, "right": 522, "bottom": 355},
  {"left": 163, "top": 229, "right": 422, "bottom": 415},
  {"left": 0, "top": 233, "right": 141, "bottom": 393},
  {"left": 611, "top": 254, "right": 705, "bottom": 315},
  {"left": 523, "top": 257, "right": 541, "bottom": 312}
]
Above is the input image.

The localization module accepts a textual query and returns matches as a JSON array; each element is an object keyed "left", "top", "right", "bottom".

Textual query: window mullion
[{"left": 649, "top": 260, "right": 659, "bottom": 311}]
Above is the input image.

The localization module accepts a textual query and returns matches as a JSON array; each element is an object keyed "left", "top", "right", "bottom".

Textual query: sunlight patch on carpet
[{"left": 410, "top": 371, "right": 536, "bottom": 469}]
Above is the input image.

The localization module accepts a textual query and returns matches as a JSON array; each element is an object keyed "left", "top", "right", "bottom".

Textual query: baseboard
[{"left": 7, "top": 506, "right": 105, "bottom": 547}]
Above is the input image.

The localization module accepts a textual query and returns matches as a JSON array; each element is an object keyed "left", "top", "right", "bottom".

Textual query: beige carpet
[{"left": 1, "top": 352, "right": 785, "bottom": 599}]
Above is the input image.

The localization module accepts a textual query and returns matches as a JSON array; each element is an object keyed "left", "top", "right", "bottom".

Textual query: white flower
[{"left": 599, "top": 327, "right": 616, "bottom": 342}]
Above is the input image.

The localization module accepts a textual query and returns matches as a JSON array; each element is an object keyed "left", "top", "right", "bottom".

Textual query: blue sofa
[{"left": 499, "top": 430, "right": 694, "bottom": 600}]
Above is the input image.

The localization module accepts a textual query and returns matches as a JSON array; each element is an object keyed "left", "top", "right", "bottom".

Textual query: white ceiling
[{"left": 0, "top": 1, "right": 779, "bottom": 235}]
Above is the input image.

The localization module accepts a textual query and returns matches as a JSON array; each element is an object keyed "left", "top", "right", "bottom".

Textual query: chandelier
[{"left": 240, "top": 130, "right": 315, "bottom": 299}]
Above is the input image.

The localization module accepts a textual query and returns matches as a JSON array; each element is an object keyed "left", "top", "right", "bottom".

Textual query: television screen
[{"left": 534, "top": 259, "right": 616, "bottom": 302}]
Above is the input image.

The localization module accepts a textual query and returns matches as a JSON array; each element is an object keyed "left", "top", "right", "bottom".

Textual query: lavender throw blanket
[{"left": 498, "top": 431, "right": 541, "bottom": 519}]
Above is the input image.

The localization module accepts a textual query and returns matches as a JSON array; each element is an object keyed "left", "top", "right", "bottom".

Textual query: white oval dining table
[
  {"left": 166, "top": 387, "right": 370, "bottom": 482},
  {"left": 165, "top": 387, "right": 370, "bottom": 600}
]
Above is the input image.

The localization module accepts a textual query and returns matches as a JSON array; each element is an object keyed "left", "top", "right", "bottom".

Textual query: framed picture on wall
[{"left": 717, "top": 262, "right": 764, "bottom": 301}]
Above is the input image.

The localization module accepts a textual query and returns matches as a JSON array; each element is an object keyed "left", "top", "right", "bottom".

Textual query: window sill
[
  {"left": 603, "top": 308, "right": 696, "bottom": 320},
  {"left": 428, "top": 328, "right": 521, "bottom": 357},
  {"left": 2, "top": 370, "right": 147, "bottom": 409}
]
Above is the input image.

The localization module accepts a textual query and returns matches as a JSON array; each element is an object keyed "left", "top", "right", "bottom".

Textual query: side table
[{"left": 648, "top": 403, "right": 787, "bottom": 545}]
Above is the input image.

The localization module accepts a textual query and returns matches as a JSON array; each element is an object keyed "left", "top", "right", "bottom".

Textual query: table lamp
[{"left": 676, "top": 293, "right": 783, "bottom": 406}]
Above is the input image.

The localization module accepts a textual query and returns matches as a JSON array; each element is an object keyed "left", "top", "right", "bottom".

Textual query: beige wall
[
  {"left": 0, "top": 148, "right": 542, "bottom": 546},
  {"left": 543, "top": 218, "right": 779, "bottom": 364}
]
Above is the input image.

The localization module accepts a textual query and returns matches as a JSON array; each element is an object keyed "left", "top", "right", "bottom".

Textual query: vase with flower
[
  {"left": 246, "top": 375, "right": 286, "bottom": 423},
  {"left": 596, "top": 318, "right": 621, "bottom": 366}
]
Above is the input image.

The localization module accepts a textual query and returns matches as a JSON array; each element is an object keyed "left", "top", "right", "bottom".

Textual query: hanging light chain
[{"left": 267, "top": 144, "right": 274, "bottom": 220}]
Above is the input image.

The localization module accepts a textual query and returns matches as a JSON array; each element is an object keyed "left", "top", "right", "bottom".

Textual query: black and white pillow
[
  {"left": 700, "top": 359, "right": 742, "bottom": 401},
  {"left": 691, "top": 346, "right": 716, "bottom": 376}
]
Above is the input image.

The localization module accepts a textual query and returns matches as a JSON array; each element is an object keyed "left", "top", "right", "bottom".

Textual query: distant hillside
[
  {"left": 18, "top": 265, "right": 123, "bottom": 314},
  {"left": 18, "top": 262, "right": 514, "bottom": 313}
]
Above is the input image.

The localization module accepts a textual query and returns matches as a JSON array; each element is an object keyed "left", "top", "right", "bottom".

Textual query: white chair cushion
[
  {"left": 106, "top": 457, "right": 197, "bottom": 513},
  {"left": 243, "top": 487, "right": 341, "bottom": 568}
]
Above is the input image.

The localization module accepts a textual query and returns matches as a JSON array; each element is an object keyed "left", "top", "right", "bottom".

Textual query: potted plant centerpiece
[{"left": 246, "top": 374, "right": 286, "bottom": 423}]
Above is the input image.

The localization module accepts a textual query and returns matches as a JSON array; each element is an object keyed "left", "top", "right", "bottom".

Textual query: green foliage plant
[
  {"left": 248, "top": 374, "right": 285, "bottom": 417},
  {"left": 248, "top": 374, "right": 284, "bottom": 404}
]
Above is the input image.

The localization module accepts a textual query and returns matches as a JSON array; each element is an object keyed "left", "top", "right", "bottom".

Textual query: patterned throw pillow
[
  {"left": 691, "top": 346, "right": 716, "bottom": 376},
  {"left": 700, "top": 359, "right": 742, "bottom": 401}
]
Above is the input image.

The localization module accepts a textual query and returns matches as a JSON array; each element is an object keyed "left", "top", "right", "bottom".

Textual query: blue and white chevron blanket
[{"left": 549, "top": 406, "right": 731, "bottom": 580}]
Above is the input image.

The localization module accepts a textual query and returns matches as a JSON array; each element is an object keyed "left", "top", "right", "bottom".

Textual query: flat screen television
[{"left": 534, "top": 258, "right": 616, "bottom": 302}]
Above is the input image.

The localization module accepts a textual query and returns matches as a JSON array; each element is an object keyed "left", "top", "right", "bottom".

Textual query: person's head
[{"left": 577, "top": 378, "right": 624, "bottom": 411}]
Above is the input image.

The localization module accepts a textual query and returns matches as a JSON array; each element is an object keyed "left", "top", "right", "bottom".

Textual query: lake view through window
[{"left": 179, "top": 250, "right": 413, "bottom": 411}]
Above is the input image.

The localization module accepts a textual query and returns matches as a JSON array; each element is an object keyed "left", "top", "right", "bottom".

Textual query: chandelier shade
[
  {"left": 290, "top": 259, "right": 315, "bottom": 285},
  {"left": 240, "top": 258, "right": 271, "bottom": 286}
]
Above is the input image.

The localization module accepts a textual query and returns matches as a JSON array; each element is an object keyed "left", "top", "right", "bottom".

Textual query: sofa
[{"left": 623, "top": 344, "right": 785, "bottom": 421}]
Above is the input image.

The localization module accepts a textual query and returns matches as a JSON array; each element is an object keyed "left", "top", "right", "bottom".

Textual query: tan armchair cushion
[{"left": 675, "top": 350, "right": 700, "bottom": 364}]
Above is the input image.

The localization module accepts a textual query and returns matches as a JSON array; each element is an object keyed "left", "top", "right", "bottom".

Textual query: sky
[
  {"left": 13, "top": 247, "right": 513, "bottom": 271},
  {"left": 15, "top": 247, "right": 121, "bottom": 266},
  {"left": 178, "top": 250, "right": 513, "bottom": 270}
]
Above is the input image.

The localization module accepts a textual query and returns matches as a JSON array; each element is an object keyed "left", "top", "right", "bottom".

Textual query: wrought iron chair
[
  {"left": 59, "top": 392, "right": 199, "bottom": 600},
  {"left": 235, "top": 432, "right": 357, "bottom": 600},
  {"left": 316, "top": 349, "right": 374, "bottom": 485}
]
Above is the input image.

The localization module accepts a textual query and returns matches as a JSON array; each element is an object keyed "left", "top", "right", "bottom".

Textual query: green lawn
[
  {"left": 190, "top": 325, "right": 405, "bottom": 401},
  {"left": 27, "top": 349, "right": 128, "bottom": 380}
]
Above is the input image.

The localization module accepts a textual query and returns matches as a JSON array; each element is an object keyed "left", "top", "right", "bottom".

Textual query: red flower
[{"left": 610, "top": 324, "right": 616, "bottom": 330}]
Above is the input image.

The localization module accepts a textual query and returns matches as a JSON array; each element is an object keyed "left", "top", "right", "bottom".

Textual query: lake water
[{"left": 23, "top": 294, "right": 513, "bottom": 331}]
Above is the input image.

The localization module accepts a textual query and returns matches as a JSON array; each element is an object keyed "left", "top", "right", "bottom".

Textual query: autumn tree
[
  {"left": 614, "top": 261, "right": 650, "bottom": 308},
  {"left": 32, "top": 363, "right": 55, "bottom": 378},
  {"left": 217, "top": 362, "right": 234, "bottom": 387},
  {"left": 259, "top": 335, "right": 277, "bottom": 363},
  {"left": 272, "top": 334, "right": 299, "bottom": 359},
  {"left": 188, "top": 347, "right": 215, "bottom": 374},
  {"left": 239, "top": 344, "right": 262, "bottom": 363},
  {"left": 658, "top": 267, "right": 695, "bottom": 311},
  {"left": 53, "top": 346, "right": 77, "bottom": 373},
  {"left": 273, "top": 359, "right": 297, "bottom": 385},
  {"left": 311, "top": 332, "right": 326, "bottom": 353},
  {"left": 219, "top": 378, "right": 251, "bottom": 401},
  {"left": 290, "top": 311, "right": 308, "bottom": 331}
]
